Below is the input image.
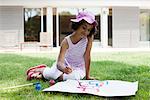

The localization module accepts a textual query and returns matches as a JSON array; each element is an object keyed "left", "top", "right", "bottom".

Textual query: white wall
[
  {"left": 112, "top": 7, "right": 140, "bottom": 48},
  {"left": 0, "top": 6, "right": 24, "bottom": 47}
]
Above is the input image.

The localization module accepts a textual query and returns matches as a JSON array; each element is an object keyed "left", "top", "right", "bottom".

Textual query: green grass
[{"left": 0, "top": 52, "right": 150, "bottom": 100}]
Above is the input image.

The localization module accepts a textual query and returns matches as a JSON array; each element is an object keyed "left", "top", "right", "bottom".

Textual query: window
[
  {"left": 24, "top": 8, "right": 41, "bottom": 42},
  {"left": 140, "top": 9, "right": 150, "bottom": 41},
  {"left": 58, "top": 8, "right": 101, "bottom": 45},
  {"left": 58, "top": 8, "right": 76, "bottom": 45}
]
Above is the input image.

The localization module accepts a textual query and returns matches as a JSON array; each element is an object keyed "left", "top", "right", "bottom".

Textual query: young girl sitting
[{"left": 26, "top": 11, "right": 97, "bottom": 81}]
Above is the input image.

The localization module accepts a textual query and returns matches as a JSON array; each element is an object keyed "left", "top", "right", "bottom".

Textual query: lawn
[{"left": 0, "top": 52, "right": 150, "bottom": 100}]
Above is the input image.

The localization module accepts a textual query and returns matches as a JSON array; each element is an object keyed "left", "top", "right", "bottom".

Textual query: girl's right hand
[{"left": 63, "top": 67, "right": 72, "bottom": 74}]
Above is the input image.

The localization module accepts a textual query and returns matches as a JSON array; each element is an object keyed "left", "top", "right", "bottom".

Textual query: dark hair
[{"left": 71, "top": 20, "right": 97, "bottom": 37}]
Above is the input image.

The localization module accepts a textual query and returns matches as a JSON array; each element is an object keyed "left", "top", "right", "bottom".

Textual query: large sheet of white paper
[{"left": 43, "top": 80, "right": 138, "bottom": 97}]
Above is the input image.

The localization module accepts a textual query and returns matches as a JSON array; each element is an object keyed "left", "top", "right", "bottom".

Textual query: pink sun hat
[{"left": 71, "top": 11, "right": 98, "bottom": 26}]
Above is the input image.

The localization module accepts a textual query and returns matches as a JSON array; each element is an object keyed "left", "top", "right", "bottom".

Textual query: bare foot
[
  {"left": 56, "top": 74, "right": 63, "bottom": 81},
  {"left": 31, "top": 72, "right": 43, "bottom": 79}
]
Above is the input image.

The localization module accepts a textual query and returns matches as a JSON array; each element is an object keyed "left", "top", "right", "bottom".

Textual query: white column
[
  {"left": 47, "top": 7, "right": 53, "bottom": 47},
  {"left": 100, "top": 8, "right": 109, "bottom": 48},
  {"left": 41, "top": 8, "right": 43, "bottom": 32},
  {"left": 56, "top": 8, "right": 59, "bottom": 47}
]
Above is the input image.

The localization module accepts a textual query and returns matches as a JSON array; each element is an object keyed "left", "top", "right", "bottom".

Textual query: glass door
[{"left": 140, "top": 9, "right": 150, "bottom": 47}]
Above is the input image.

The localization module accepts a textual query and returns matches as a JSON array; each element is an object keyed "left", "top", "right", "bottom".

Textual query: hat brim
[{"left": 71, "top": 17, "right": 98, "bottom": 26}]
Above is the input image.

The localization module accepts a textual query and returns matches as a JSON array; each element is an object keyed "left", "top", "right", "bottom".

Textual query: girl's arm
[
  {"left": 84, "top": 35, "right": 94, "bottom": 80},
  {"left": 57, "top": 38, "right": 72, "bottom": 74}
]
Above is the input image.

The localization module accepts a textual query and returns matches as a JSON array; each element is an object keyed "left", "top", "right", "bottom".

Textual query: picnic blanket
[{"left": 43, "top": 80, "right": 138, "bottom": 97}]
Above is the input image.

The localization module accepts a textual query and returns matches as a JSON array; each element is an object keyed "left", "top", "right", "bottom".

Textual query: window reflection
[
  {"left": 24, "top": 8, "right": 41, "bottom": 42},
  {"left": 58, "top": 8, "right": 77, "bottom": 45}
]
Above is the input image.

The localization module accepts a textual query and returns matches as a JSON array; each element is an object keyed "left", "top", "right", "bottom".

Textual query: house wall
[
  {"left": 0, "top": 6, "right": 145, "bottom": 48},
  {"left": 112, "top": 7, "right": 140, "bottom": 48},
  {"left": 0, "top": 6, "right": 24, "bottom": 47}
]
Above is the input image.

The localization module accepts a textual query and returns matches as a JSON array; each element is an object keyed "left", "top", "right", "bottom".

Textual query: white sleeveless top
[{"left": 64, "top": 35, "right": 88, "bottom": 71}]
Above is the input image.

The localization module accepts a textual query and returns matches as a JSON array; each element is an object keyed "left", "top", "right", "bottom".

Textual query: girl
[{"left": 26, "top": 11, "right": 97, "bottom": 81}]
